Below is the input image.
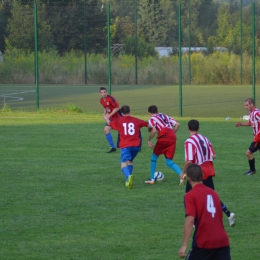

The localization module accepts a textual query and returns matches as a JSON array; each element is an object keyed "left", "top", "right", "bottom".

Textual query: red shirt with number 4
[
  {"left": 184, "top": 183, "right": 229, "bottom": 249},
  {"left": 110, "top": 116, "right": 148, "bottom": 148}
]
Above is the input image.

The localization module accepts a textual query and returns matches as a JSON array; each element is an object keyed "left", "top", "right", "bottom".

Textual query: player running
[
  {"left": 145, "top": 105, "right": 185, "bottom": 185},
  {"left": 178, "top": 164, "right": 231, "bottom": 260},
  {"left": 181, "top": 119, "right": 236, "bottom": 227},
  {"left": 235, "top": 98, "right": 260, "bottom": 175},
  {"left": 104, "top": 105, "right": 149, "bottom": 189},
  {"left": 99, "top": 87, "right": 122, "bottom": 153}
]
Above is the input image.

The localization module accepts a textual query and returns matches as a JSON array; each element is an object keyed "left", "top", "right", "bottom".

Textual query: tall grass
[{"left": 0, "top": 48, "right": 259, "bottom": 85}]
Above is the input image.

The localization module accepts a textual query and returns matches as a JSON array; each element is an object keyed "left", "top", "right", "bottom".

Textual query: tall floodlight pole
[
  {"left": 134, "top": 0, "right": 138, "bottom": 85},
  {"left": 178, "top": 4, "right": 182, "bottom": 117},
  {"left": 240, "top": 0, "right": 243, "bottom": 84},
  {"left": 188, "top": 0, "right": 191, "bottom": 84},
  {"left": 107, "top": 3, "right": 111, "bottom": 94},
  {"left": 252, "top": 3, "right": 255, "bottom": 101},
  {"left": 84, "top": 0, "right": 87, "bottom": 84},
  {"left": 34, "top": 0, "right": 39, "bottom": 110}
]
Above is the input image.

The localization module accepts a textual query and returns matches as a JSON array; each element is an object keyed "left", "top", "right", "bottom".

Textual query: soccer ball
[{"left": 154, "top": 171, "right": 164, "bottom": 182}]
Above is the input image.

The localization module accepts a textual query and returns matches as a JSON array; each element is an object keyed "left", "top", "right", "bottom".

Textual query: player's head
[
  {"left": 244, "top": 98, "right": 255, "bottom": 112},
  {"left": 99, "top": 87, "right": 107, "bottom": 98},
  {"left": 148, "top": 105, "right": 158, "bottom": 114},
  {"left": 186, "top": 164, "right": 203, "bottom": 182},
  {"left": 188, "top": 119, "right": 199, "bottom": 132},
  {"left": 121, "top": 105, "right": 130, "bottom": 115}
]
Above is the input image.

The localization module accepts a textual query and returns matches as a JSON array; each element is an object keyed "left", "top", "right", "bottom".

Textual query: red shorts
[{"left": 153, "top": 136, "right": 176, "bottom": 159}]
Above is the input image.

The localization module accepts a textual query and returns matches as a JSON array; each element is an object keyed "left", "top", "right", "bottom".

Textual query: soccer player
[
  {"left": 235, "top": 98, "right": 260, "bottom": 175},
  {"left": 99, "top": 87, "right": 122, "bottom": 153},
  {"left": 145, "top": 105, "right": 185, "bottom": 185},
  {"left": 181, "top": 119, "right": 236, "bottom": 227},
  {"left": 104, "top": 105, "right": 149, "bottom": 189},
  {"left": 178, "top": 164, "right": 231, "bottom": 260}
]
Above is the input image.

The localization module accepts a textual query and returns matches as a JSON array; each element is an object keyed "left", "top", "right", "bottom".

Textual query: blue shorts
[
  {"left": 120, "top": 147, "right": 140, "bottom": 163},
  {"left": 249, "top": 141, "right": 260, "bottom": 153}
]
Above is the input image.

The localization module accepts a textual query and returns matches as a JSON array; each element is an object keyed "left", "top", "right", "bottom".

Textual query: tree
[
  {"left": 6, "top": 0, "right": 52, "bottom": 52},
  {"left": 138, "top": 0, "right": 170, "bottom": 46}
]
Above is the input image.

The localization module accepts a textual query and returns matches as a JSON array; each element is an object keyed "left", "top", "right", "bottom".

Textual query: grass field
[
  {"left": 0, "top": 110, "right": 259, "bottom": 260},
  {"left": 0, "top": 84, "right": 258, "bottom": 117}
]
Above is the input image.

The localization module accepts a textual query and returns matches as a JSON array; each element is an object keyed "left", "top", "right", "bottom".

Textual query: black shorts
[
  {"left": 186, "top": 246, "right": 230, "bottom": 260},
  {"left": 186, "top": 176, "right": 215, "bottom": 193},
  {"left": 248, "top": 141, "right": 260, "bottom": 153}
]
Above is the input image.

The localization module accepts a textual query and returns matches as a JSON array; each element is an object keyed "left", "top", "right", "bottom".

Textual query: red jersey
[
  {"left": 100, "top": 95, "right": 122, "bottom": 120},
  {"left": 109, "top": 116, "right": 148, "bottom": 148},
  {"left": 184, "top": 134, "right": 215, "bottom": 180},
  {"left": 184, "top": 183, "right": 229, "bottom": 249},
  {"left": 148, "top": 113, "right": 177, "bottom": 138}
]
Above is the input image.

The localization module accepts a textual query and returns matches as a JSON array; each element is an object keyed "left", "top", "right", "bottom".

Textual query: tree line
[{"left": 0, "top": 0, "right": 259, "bottom": 57}]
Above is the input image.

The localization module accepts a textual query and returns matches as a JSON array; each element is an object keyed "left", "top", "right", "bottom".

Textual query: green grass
[
  {"left": 0, "top": 84, "right": 257, "bottom": 117},
  {"left": 0, "top": 110, "right": 259, "bottom": 259}
]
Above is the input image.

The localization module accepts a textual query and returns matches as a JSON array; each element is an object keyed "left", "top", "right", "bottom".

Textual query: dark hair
[
  {"left": 186, "top": 164, "right": 203, "bottom": 182},
  {"left": 245, "top": 98, "right": 254, "bottom": 105},
  {"left": 148, "top": 105, "right": 158, "bottom": 114},
  {"left": 188, "top": 119, "right": 199, "bottom": 131},
  {"left": 99, "top": 87, "right": 107, "bottom": 92},
  {"left": 121, "top": 105, "right": 130, "bottom": 114}
]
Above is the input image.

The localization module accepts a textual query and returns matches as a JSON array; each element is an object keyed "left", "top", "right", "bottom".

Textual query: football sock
[
  {"left": 122, "top": 167, "right": 130, "bottom": 181},
  {"left": 249, "top": 158, "right": 255, "bottom": 171},
  {"left": 127, "top": 165, "right": 133, "bottom": 175},
  {"left": 106, "top": 133, "right": 115, "bottom": 148},
  {"left": 165, "top": 158, "right": 182, "bottom": 175},
  {"left": 150, "top": 153, "right": 158, "bottom": 179},
  {"left": 221, "top": 201, "right": 231, "bottom": 217}
]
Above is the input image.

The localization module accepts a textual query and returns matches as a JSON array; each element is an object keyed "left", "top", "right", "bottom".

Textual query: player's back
[
  {"left": 149, "top": 113, "right": 176, "bottom": 138},
  {"left": 185, "top": 184, "right": 229, "bottom": 249},
  {"left": 110, "top": 116, "right": 147, "bottom": 148}
]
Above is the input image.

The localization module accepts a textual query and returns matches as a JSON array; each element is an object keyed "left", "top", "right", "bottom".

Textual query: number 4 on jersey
[{"left": 207, "top": 194, "right": 216, "bottom": 217}]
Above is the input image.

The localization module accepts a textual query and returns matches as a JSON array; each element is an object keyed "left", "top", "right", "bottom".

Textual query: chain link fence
[{"left": 0, "top": 0, "right": 259, "bottom": 115}]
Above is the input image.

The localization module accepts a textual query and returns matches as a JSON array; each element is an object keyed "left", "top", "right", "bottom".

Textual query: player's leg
[
  {"left": 203, "top": 177, "right": 235, "bottom": 227},
  {"left": 244, "top": 142, "right": 258, "bottom": 175},
  {"left": 163, "top": 138, "right": 185, "bottom": 185},
  {"left": 104, "top": 124, "right": 116, "bottom": 153},
  {"left": 127, "top": 147, "right": 140, "bottom": 175},
  {"left": 145, "top": 153, "right": 158, "bottom": 184},
  {"left": 121, "top": 148, "right": 133, "bottom": 189}
]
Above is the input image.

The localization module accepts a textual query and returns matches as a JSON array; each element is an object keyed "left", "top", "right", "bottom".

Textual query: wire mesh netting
[{"left": 0, "top": 0, "right": 259, "bottom": 116}]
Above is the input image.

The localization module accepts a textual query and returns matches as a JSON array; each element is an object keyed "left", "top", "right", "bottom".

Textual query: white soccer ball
[{"left": 154, "top": 171, "right": 164, "bottom": 182}]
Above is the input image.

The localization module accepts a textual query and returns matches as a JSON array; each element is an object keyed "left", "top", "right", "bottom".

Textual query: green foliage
[
  {"left": 123, "top": 36, "right": 158, "bottom": 58},
  {"left": 0, "top": 48, "right": 260, "bottom": 85},
  {"left": 61, "top": 103, "right": 83, "bottom": 113},
  {"left": 138, "top": 0, "right": 169, "bottom": 46}
]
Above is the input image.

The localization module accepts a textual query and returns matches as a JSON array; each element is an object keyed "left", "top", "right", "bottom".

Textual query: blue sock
[
  {"left": 127, "top": 165, "right": 133, "bottom": 175},
  {"left": 106, "top": 133, "right": 115, "bottom": 148},
  {"left": 150, "top": 153, "right": 158, "bottom": 179},
  {"left": 165, "top": 158, "right": 182, "bottom": 175},
  {"left": 122, "top": 167, "right": 130, "bottom": 181}
]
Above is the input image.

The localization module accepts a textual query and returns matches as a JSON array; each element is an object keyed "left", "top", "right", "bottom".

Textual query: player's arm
[
  {"left": 173, "top": 121, "right": 180, "bottom": 133},
  {"left": 178, "top": 215, "right": 194, "bottom": 258},
  {"left": 182, "top": 160, "right": 192, "bottom": 175},
  {"left": 235, "top": 121, "right": 251, "bottom": 127},
  {"left": 148, "top": 127, "right": 157, "bottom": 147},
  {"left": 108, "top": 107, "right": 120, "bottom": 118}
]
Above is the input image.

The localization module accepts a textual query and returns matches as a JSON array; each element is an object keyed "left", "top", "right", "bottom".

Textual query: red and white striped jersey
[
  {"left": 184, "top": 133, "right": 215, "bottom": 165},
  {"left": 148, "top": 113, "right": 177, "bottom": 133},
  {"left": 249, "top": 107, "right": 260, "bottom": 136}
]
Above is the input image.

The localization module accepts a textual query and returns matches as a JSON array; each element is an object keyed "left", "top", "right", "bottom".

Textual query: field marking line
[{"left": 0, "top": 90, "right": 35, "bottom": 102}]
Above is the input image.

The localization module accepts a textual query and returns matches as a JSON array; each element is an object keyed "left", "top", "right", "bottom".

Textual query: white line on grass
[{"left": 0, "top": 90, "right": 35, "bottom": 102}]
